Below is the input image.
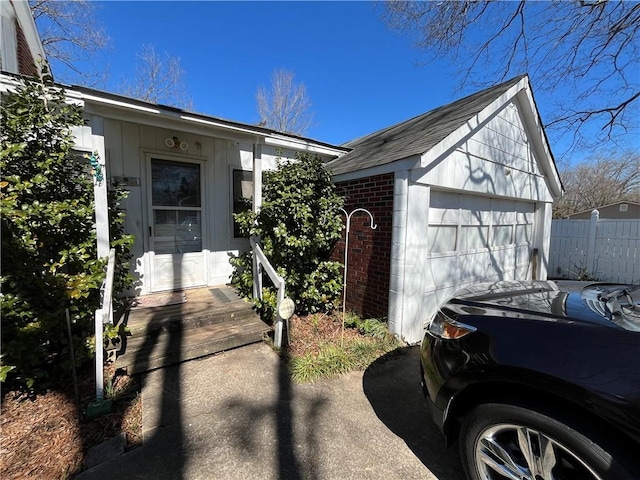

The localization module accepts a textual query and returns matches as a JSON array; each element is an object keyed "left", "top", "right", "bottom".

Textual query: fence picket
[{"left": 550, "top": 217, "right": 640, "bottom": 284}]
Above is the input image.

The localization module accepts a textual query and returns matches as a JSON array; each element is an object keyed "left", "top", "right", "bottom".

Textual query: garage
[{"left": 328, "top": 75, "right": 563, "bottom": 343}]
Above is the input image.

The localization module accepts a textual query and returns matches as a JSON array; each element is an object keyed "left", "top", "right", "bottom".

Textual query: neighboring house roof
[
  {"left": 326, "top": 75, "right": 557, "bottom": 182},
  {"left": 565, "top": 201, "right": 640, "bottom": 219}
]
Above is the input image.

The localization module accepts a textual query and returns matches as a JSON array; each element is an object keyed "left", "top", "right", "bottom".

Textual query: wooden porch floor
[{"left": 114, "top": 286, "right": 270, "bottom": 374}]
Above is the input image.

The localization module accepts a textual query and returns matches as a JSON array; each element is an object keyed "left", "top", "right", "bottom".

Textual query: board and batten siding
[
  {"left": 550, "top": 214, "right": 640, "bottom": 284},
  {"left": 91, "top": 115, "right": 301, "bottom": 294}
]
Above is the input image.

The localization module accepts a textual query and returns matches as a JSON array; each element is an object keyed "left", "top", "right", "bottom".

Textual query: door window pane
[
  {"left": 154, "top": 210, "right": 202, "bottom": 254},
  {"left": 427, "top": 225, "right": 457, "bottom": 253},
  {"left": 152, "top": 159, "right": 201, "bottom": 207},
  {"left": 515, "top": 224, "right": 532, "bottom": 244},
  {"left": 493, "top": 225, "right": 514, "bottom": 246},
  {"left": 459, "top": 225, "right": 489, "bottom": 251}
]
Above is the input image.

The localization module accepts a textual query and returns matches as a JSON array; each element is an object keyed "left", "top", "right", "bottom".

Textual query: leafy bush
[
  {"left": 0, "top": 68, "right": 133, "bottom": 389},
  {"left": 230, "top": 153, "right": 344, "bottom": 318}
]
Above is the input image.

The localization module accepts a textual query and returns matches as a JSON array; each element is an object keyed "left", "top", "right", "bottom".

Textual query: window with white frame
[{"left": 428, "top": 192, "right": 534, "bottom": 254}]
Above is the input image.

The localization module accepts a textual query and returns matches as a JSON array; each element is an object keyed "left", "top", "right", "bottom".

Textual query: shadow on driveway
[{"left": 363, "top": 346, "right": 465, "bottom": 480}]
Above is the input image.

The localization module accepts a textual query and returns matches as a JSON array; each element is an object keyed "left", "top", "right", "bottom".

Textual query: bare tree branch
[
  {"left": 553, "top": 152, "right": 640, "bottom": 217},
  {"left": 119, "top": 45, "right": 192, "bottom": 110},
  {"left": 29, "top": 0, "right": 109, "bottom": 85},
  {"left": 256, "top": 69, "right": 314, "bottom": 136},
  {"left": 384, "top": 1, "right": 640, "bottom": 155}
]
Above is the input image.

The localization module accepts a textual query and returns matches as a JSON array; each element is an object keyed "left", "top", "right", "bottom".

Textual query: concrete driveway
[{"left": 77, "top": 342, "right": 465, "bottom": 479}]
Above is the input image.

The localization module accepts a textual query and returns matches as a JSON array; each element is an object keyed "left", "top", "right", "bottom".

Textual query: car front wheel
[{"left": 460, "top": 403, "right": 636, "bottom": 480}]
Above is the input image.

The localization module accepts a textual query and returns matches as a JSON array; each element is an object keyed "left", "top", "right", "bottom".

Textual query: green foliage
[
  {"left": 288, "top": 315, "right": 404, "bottom": 383},
  {"left": 344, "top": 313, "right": 390, "bottom": 339},
  {"left": 230, "top": 153, "right": 344, "bottom": 318},
  {"left": 290, "top": 344, "right": 354, "bottom": 383},
  {"left": 0, "top": 67, "right": 133, "bottom": 389}
]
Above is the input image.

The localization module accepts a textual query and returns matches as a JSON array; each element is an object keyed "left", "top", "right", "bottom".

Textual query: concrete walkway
[{"left": 77, "top": 343, "right": 465, "bottom": 480}]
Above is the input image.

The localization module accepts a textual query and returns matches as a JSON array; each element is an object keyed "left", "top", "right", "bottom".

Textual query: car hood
[{"left": 447, "top": 281, "right": 640, "bottom": 331}]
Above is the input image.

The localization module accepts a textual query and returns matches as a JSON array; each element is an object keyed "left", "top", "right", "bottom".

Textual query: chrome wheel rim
[{"left": 474, "top": 423, "right": 604, "bottom": 480}]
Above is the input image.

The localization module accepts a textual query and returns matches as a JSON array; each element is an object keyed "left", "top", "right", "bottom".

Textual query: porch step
[{"left": 115, "top": 287, "right": 270, "bottom": 374}]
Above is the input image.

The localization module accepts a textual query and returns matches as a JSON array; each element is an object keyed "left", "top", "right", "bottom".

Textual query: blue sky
[
  {"left": 88, "top": 1, "right": 456, "bottom": 146},
  {"left": 47, "top": 1, "right": 638, "bottom": 162}
]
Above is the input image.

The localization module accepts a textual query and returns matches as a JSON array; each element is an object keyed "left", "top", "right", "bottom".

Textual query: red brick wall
[
  {"left": 16, "top": 20, "right": 38, "bottom": 76},
  {"left": 331, "top": 173, "right": 394, "bottom": 319}
]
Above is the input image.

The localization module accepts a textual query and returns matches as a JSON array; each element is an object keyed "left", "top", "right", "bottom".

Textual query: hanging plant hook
[{"left": 339, "top": 207, "right": 377, "bottom": 345}]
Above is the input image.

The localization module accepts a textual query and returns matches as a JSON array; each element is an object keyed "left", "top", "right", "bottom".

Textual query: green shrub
[
  {"left": 290, "top": 344, "right": 354, "bottom": 383},
  {"left": 0, "top": 67, "right": 134, "bottom": 389},
  {"left": 230, "top": 153, "right": 344, "bottom": 319},
  {"left": 288, "top": 313, "right": 404, "bottom": 383}
]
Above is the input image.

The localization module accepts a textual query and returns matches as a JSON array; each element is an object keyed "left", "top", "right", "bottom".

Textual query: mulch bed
[
  {"left": 287, "top": 313, "right": 364, "bottom": 357},
  {"left": 0, "top": 366, "right": 141, "bottom": 480}
]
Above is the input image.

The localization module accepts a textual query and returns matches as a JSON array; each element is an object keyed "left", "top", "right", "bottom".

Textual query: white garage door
[{"left": 425, "top": 191, "right": 534, "bottom": 291}]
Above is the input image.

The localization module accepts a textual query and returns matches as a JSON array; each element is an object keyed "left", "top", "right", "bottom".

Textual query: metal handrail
[
  {"left": 95, "top": 248, "right": 116, "bottom": 401},
  {"left": 250, "top": 236, "right": 287, "bottom": 348}
]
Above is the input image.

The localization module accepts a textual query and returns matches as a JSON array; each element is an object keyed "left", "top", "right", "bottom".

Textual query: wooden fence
[{"left": 549, "top": 210, "right": 639, "bottom": 284}]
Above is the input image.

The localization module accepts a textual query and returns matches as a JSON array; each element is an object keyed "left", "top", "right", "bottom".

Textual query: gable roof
[{"left": 326, "top": 75, "right": 529, "bottom": 176}]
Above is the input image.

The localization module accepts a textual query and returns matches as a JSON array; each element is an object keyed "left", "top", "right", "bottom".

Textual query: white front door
[{"left": 147, "top": 156, "right": 207, "bottom": 292}]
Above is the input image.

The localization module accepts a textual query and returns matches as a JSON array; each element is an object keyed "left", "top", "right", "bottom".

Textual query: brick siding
[{"left": 331, "top": 173, "right": 394, "bottom": 319}]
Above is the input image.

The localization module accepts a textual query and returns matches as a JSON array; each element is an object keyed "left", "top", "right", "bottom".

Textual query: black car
[{"left": 420, "top": 280, "right": 640, "bottom": 480}]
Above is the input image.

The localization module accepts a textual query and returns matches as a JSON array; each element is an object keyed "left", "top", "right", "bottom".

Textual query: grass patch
[{"left": 286, "top": 313, "right": 404, "bottom": 383}]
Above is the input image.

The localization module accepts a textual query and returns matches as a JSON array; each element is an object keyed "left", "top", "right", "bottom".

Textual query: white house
[
  {"left": 1, "top": 3, "right": 564, "bottom": 343},
  {"left": 63, "top": 85, "right": 349, "bottom": 294},
  {"left": 327, "top": 75, "right": 563, "bottom": 343}
]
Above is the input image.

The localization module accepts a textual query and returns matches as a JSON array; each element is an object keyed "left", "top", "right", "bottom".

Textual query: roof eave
[{"left": 331, "top": 155, "right": 420, "bottom": 182}]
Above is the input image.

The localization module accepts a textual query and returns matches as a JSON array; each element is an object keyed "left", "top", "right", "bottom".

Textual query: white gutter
[
  {"left": 77, "top": 92, "right": 162, "bottom": 115},
  {"left": 264, "top": 136, "right": 348, "bottom": 157},
  {"left": 76, "top": 89, "right": 347, "bottom": 157},
  {"left": 180, "top": 114, "right": 274, "bottom": 137}
]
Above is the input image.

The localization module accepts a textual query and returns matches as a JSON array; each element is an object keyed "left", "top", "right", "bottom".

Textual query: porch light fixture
[{"left": 164, "top": 136, "right": 189, "bottom": 151}]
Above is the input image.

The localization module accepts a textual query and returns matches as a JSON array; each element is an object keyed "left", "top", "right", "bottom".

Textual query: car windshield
[{"left": 581, "top": 284, "right": 640, "bottom": 332}]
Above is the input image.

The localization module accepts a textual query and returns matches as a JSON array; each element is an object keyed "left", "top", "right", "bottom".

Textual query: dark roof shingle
[{"left": 327, "top": 75, "right": 526, "bottom": 175}]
